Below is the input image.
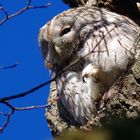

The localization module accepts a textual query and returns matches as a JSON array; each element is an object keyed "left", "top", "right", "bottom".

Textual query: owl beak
[
  {"left": 82, "top": 74, "right": 87, "bottom": 83},
  {"left": 55, "top": 45, "right": 62, "bottom": 55},
  {"left": 82, "top": 76, "right": 86, "bottom": 83}
]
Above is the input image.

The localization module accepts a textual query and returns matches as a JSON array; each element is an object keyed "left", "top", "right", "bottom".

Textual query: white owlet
[{"left": 39, "top": 7, "right": 140, "bottom": 124}]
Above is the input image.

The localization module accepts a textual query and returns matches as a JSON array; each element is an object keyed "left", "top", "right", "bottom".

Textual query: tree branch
[
  {"left": 0, "top": 80, "right": 52, "bottom": 102},
  {"left": 0, "top": 0, "right": 51, "bottom": 25},
  {"left": 0, "top": 62, "right": 18, "bottom": 70},
  {"left": 0, "top": 1, "right": 51, "bottom": 133},
  {"left": 0, "top": 100, "right": 52, "bottom": 133}
]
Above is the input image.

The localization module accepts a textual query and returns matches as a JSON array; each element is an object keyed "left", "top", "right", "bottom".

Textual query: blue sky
[{"left": 0, "top": 0, "right": 69, "bottom": 140}]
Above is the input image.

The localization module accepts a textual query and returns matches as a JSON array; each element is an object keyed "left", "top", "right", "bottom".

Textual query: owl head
[
  {"left": 39, "top": 6, "right": 136, "bottom": 72},
  {"left": 38, "top": 7, "right": 107, "bottom": 71}
]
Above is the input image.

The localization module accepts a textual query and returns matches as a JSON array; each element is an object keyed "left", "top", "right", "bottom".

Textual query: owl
[{"left": 39, "top": 7, "right": 140, "bottom": 124}]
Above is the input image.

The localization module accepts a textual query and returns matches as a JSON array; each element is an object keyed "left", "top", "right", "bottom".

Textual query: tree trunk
[{"left": 45, "top": 0, "right": 140, "bottom": 137}]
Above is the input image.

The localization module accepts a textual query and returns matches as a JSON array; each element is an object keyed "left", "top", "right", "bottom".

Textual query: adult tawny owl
[{"left": 39, "top": 7, "right": 140, "bottom": 124}]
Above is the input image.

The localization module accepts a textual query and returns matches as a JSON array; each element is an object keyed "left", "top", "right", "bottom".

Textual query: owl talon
[{"left": 82, "top": 64, "right": 100, "bottom": 79}]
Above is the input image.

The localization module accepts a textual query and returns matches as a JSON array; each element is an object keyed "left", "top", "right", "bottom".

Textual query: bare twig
[
  {"left": 0, "top": 101, "right": 15, "bottom": 110},
  {"left": 0, "top": 101, "right": 15, "bottom": 133},
  {"left": 0, "top": 100, "right": 50, "bottom": 133},
  {"left": 0, "top": 79, "right": 53, "bottom": 102},
  {"left": 15, "top": 104, "right": 49, "bottom": 111},
  {"left": 0, "top": 3, "right": 8, "bottom": 19},
  {"left": 0, "top": 62, "right": 18, "bottom": 70},
  {"left": 0, "top": 1, "right": 52, "bottom": 133},
  {"left": 0, "top": 110, "right": 14, "bottom": 133},
  {"left": 0, "top": 1, "right": 51, "bottom": 25}
]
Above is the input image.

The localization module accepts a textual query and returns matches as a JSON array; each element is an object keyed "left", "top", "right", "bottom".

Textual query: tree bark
[
  {"left": 45, "top": 0, "right": 140, "bottom": 137},
  {"left": 63, "top": 0, "right": 140, "bottom": 25}
]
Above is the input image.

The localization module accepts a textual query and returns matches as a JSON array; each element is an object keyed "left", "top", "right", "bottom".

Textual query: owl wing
[{"left": 56, "top": 71, "right": 96, "bottom": 124}]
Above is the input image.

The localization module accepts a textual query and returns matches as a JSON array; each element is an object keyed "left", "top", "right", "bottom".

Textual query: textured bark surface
[
  {"left": 45, "top": 0, "right": 140, "bottom": 137},
  {"left": 62, "top": 0, "right": 140, "bottom": 25}
]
